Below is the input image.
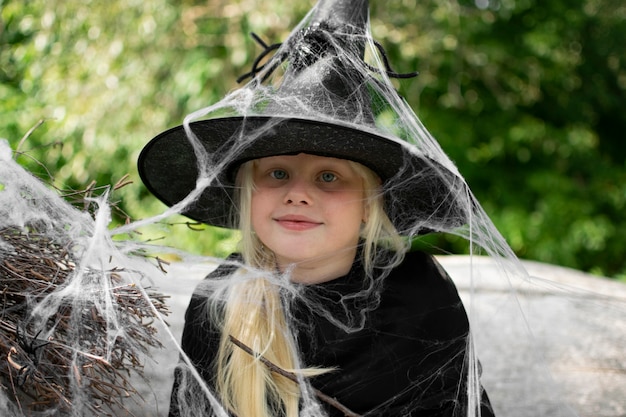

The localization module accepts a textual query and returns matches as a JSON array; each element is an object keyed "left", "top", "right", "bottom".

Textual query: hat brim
[{"left": 138, "top": 116, "right": 466, "bottom": 232}]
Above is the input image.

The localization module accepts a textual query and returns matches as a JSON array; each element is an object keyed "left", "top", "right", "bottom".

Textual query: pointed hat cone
[{"left": 263, "top": 0, "right": 371, "bottom": 122}]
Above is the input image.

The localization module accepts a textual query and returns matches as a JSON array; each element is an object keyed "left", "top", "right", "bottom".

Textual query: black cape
[{"left": 170, "top": 250, "right": 495, "bottom": 416}]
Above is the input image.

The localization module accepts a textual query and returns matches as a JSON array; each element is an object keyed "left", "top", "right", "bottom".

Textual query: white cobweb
[{"left": 1, "top": 0, "right": 625, "bottom": 416}]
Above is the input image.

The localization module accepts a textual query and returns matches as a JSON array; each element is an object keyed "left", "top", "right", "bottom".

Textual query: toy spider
[
  {"left": 7, "top": 325, "right": 50, "bottom": 387},
  {"left": 236, "top": 21, "right": 418, "bottom": 85}
]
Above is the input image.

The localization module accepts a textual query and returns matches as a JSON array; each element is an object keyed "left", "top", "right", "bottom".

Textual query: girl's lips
[{"left": 274, "top": 215, "right": 322, "bottom": 231}]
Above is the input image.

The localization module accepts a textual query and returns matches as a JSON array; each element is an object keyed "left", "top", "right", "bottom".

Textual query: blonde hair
[{"left": 213, "top": 157, "right": 406, "bottom": 417}]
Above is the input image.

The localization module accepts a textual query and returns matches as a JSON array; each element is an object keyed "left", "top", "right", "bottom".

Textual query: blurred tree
[
  {"left": 0, "top": 0, "right": 308, "bottom": 258},
  {"left": 375, "top": 0, "right": 626, "bottom": 279},
  {"left": 1, "top": 0, "right": 624, "bottom": 277}
]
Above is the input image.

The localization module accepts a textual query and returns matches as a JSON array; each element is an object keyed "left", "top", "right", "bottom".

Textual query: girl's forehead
[{"left": 255, "top": 153, "right": 351, "bottom": 166}]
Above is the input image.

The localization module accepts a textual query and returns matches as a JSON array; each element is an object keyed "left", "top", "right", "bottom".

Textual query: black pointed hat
[{"left": 138, "top": 0, "right": 465, "bottom": 233}]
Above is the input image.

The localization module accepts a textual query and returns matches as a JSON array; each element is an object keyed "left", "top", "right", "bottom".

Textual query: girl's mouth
[{"left": 274, "top": 215, "right": 322, "bottom": 231}]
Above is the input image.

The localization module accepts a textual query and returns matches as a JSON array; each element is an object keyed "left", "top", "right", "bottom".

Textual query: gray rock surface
[
  {"left": 118, "top": 256, "right": 626, "bottom": 417},
  {"left": 443, "top": 256, "right": 626, "bottom": 417}
]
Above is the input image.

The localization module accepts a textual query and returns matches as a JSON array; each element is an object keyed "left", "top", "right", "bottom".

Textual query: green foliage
[
  {"left": 2, "top": 0, "right": 625, "bottom": 277},
  {"left": 391, "top": 0, "right": 626, "bottom": 279}
]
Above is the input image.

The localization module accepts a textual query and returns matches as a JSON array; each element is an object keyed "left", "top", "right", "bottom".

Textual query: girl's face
[{"left": 251, "top": 153, "right": 367, "bottom": 283}]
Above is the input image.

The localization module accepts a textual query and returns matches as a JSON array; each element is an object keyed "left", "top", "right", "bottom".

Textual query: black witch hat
[{"left": 138, "top": 0, "right": 465, "bottom": 233}]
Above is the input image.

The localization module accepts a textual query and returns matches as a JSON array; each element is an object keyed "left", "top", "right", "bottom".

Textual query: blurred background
[{"left": 2, "top": 0, "right": 625, "bottom": 279}]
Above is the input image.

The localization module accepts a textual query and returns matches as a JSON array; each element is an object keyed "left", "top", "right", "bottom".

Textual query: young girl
[
  {"left": 166, "top": 152, "right": 494, "bottom": 417},
  {"left": 138, "top": 0, "right": 496, "bottom": 416}
]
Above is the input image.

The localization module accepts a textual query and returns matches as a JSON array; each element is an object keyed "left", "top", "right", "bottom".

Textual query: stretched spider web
[{"left": 1, "top": 0, "right": 624, "bottom": 416}]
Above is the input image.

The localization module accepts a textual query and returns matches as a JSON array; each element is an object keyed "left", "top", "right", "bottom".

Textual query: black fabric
[{"left": 169, "top": 251, "right": 495, "bottom": 417}]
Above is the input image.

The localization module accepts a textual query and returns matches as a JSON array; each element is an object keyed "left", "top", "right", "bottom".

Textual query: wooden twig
[
  {"left": 15, "top": 119, "right": 46, "bottom": 155},
  {"left": 229, "top": 335, "right": 363, "bottom": 417},
  {"left": 113, "top": 174, "right": 133, "bottom": 190}
]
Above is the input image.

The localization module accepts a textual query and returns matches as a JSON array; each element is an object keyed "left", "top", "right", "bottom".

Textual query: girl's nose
[{"left": 283, "top": 178, "right": 312, "bottom": 205}]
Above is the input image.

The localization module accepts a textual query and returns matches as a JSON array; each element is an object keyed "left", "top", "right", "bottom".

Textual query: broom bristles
[{"left": 0, "top": 226, "right": 170, "bottom": 416}]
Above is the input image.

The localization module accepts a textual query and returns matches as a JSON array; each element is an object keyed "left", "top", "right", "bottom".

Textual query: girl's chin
[
  {"left": 272, "top": 243, "right": 345, "bottom": 263},
  {"left": 274, "top": 252, "right": 320, "bottom": 266}
]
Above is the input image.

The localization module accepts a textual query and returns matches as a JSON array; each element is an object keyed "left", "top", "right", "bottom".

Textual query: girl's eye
[
  {"left": 270, "top": 169, "right": 288, "bottom": 180},
  {"left": 319, "top": 172, "right": 337, "bottom": 183}
]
